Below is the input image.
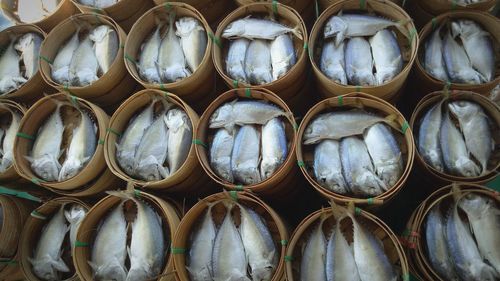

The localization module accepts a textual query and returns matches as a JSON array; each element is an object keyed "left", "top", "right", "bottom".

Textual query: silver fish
[
  {"left": 227, "top": 38, "right": 249, "bottom": 84},
  {"left": 222, "top": 17, "right": 302, "bottom": 40},
  {"left": 209, "top": 100, "right": 286, "bottom": 130},
  {"left": 489, "top": 84, "right": 500, "bottom": 106},
  {"left": 69, "top": 35, "right": 99, "bottom": 86},
  {"left": 15, "top": 32, "right": 43, "bottom": 79},
  {"left": 418, "top": 101, "right": 444, "bottom": 172},
  {"left": 260, "top": 118, "right": 287, "bottom": 180},
  {"left": 340, "top": 137, "right": 386, "bottom": 196},
  {"left": 165, "top": 108, "right": 192, "bottom": 174},
  {"left": 89, "top": 201, "right": 127, "bottom": 281},
  {"left": 245, "top": 39, "right": 273, "bottom": 85},
  {"left": 270, "top": 34, "right": 296, "bottom": 80},
  {"left": 158, "top": 13, "right": 191, "bottom": 83},
  {"left": 324, "top": 14, "right": 397, "bottom": 46},
  {"left": 210, "top": 128, "right": 235, "bottom": 183},
  {"left": 64, "top": 204, "right": 87, "bottom": 252},
  {"left": 448, "top": 100, "right": 493, "bottom": 174},
  {"left": 345, "top": 37, "right": 376, "bottom": 86},
  {"left": 187, "top": 203, "right": 217, "bottom": 281},
  {"left": 300, "top": 217, "right": 327, "bottom": 281},
  {"left": 78, "top": 0, "right": 95, "bottom": 6},
  {"left": 89, "top": 25, "right": 118, "bottom": 74},
  {"left": 314, "top": 140, "right": 348, "bottom": 194},
  {"left": 52, "top": 32, "right": 79, "bottom": 85},
  {"left": 231, "top": 125, "right": 261, "bottom": 185},
  {"left": 425, "top": 205, "right": 459, "bottom": 281},
  {"left": 0, "top": 40, "right": 27, "bottom": 94},
  {"left": 440, "top": 109, "right": 480, "bottom": 177},
  {"left": 95, "top": 0, "right": 117, "bottom": 8},
  {"left": 138, "top": 25, "right": 162, "bottom": 83},
  {"left": 212, "top": 202, "right": 250, "bottom": 281},
  {"left": 58, "top": 107, "right": 97, "bottom": 181},
  {"left": 364, "top": 123, "right": 403, "bottom": 187},
  {"left": 443, "top": 30, "right": 482, "bottom": 84},
  {"left": 0, "top": 106, "right": 21, "bottom": 172},
  {"left": 175, "top": 17, "right": 207, "bottom": 73},
  {"left": 239, "top": 204, "right": 277, "bottom": 281},
  {"left": 30, "top": 205, "right": 69, "bottom": 281},
  {"left": 320, "top": 40, "right": 347, "bottom": 85},
  {"left": 424, "top": 26, "right": 449, "bottom": 82},
  {"left": 326, "top": 219, "right": 361, "bottom": 281},
  {"left": 370, "top": 29, "right": 402, "bottom": 85}
]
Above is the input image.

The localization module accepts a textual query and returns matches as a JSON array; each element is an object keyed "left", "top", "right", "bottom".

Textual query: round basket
[
  {"left": 19, "top": 197, "right": 90, "bottom": 281},
  {"left": 309, "top": 0, "right": 418, "bottom": 102},
  {"left": 409, "top": 90, "right": 500, "bottom": 187},
  {"left": 413, "top": 11, "right": 500, "bottom": 97},
  {"left": 195, "top": 88, "right": 299, "bottom": 199},
  {"left": 124, "top": 3, "right": 216, "bottom": 113},
  {"left": 296, "top": 92, "right": 415, "bottom": 207},
  {"left": 172, "top": 191, "right": 289, "bottom": 281},
  {"left": 13, "top": 93, "right": 120, "bottom": 197},
  {"left": 154, "top": 0, "right": 236, "bottom": 26},
  {"left": 39, "top": 13, "right": 136, "bottom": 108},
  {"left": 0, "top": 100, "right": 26, "bottom": 183},
  {"left": 73, "top": 190, "right": 181, "bottom": 281}
]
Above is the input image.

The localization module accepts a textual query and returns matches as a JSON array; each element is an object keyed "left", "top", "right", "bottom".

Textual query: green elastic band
[
  {"left": 308, "top": 46, "right": 313, "bottom": 59},
  {"left": 63, "top": 84, "right": 75, "bottom": 95},
  {"left": 355, "top": 207, "right": 362, "bottom": 215},
  {"left": 280, "top": 240, "right": 288, "bottom": 246},
  {"left": 0, "top": 186, "right": 42, "bottom": 202},
  {"left": 171, "top": 247, "right": 186, "bottom": 254},
  {"left": 356, "top": 86, "right": 361, "bottom": 92},
  {"left": 229, "top": 190, "right": 238, "bottom": 201},
  {"left": 292, "top": 122, "right": 298, "bottom": 131},
  {"left": 106, "top": 128, "right": 122, "bottom": 137},
  {"left": 192, "top": 139, "right": 207, "bottom": 148},
  {"left": 272, "top": 0, "right": 278, "bottom": 14},
  {"left": 98, "top": 139, "right": 105, "bottom": 145},
  {"left": 303, "top": 42, "right": 308, "bottom": 50},
  {"left": 402, "top": 273, "right": 410, "bottom": 281},
  {"left": 30, "top": 210, "right": 47, "bottom": 220},
  {"left": 163, "top": 2, "right": 172, "bottom": 10},
  {"left": 431, "top": 18, "right": 437, "bottom": 30},
  {"left": 134, "top": 189, "right": 141, "bottom": 198},
  {"left": 401, "top": 121, "right": 409, "bottom": 134},
  {"left": 119, "top": 43, "right": 125, "bottom": 49},
  {"left": 31, "top": 178, "right": 46, "bottom": 185},
  {"left": 75, "top": 241, "right": 89, "bottom": 247},
  {"left": 337, "top": 95, "right": 343, "bottom": 106},
  {"left": 367, "top": 198, "right": 374, "bottom": 205},
  {"left": 208, "top": 32, "right": 222, "bottom": 48},
  {"left": 234, "top": 185, "right": 244, "bottom": 191},
  {"left": 162, "top": 90, "right": 171, "bottom": 97},
  {"left": 16, "top": 132, "right": 35, "bottom": 140},
  {"left": 92, "top": 8, "right": 104, "bottom": 14},
  {"left": 284, "top": 255, "right": 293, "bottom": 262},
  {"left": 359, "top": 0, "right": 366, "bottom": 9},
  {"left": 69, "top": 94, "right": 78, "bottom": 106},
  {"left": 297, "top": 161, "right": 305, "bottom": 167},
  {"left": 124, "top": 53, "right": 135, "bottom": 63},
  {"left": 402, "top": 228, "right": 410, "bottom": 237},
  {"left": 0, "top": 259, "right": 17, "bottom": 265},
  {"left": 244, "top": 88, "right": 251, "bottom": 98},
  {"left": 315, "top": 0, "right": 319, "bottom": 19},
  {"left": 451, "top": 0, "right": 457, "bottom": 9},
  {"left": 232, "top": 80, "right": 239, "bottom": 88},
  {"left": 408, "top": 27, "right": 417, "bottom": 45},
  {"left": 159, "top": 83, "right": 167, "bottom": 91},
  {"left": 39, "top": 55, "right": 52, "bottom": 64}
]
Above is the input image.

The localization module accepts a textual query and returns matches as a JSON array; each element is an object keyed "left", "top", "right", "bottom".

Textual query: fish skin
[
  {"left": 15, "top": 32, "right": 43, "bottom": 79},
  {"left": 245, "top": 39, "right": 273, "bottom": 85},
  {"left": 69, "top": 35, "right": 99, "bottom": 86},
  {"left": 326, "top": 219, "right": 361, "bottom": 281},
  {"left": 0, "top": 106, "right": 21, "bottom": 172},
  {"left": 260, "top": 118, "right": 287, "bottom": 180},
  {"left": 363, "top": 123, "right": 403, "bottom": 188},
  {"left": 231, "top": 125, "right": 261, "bottom": 185},
  {"left": 210, "top": 128, "right": 235, "bottom": 183},
  {"left": 64, "top": 204, "right": 87, "bottom": 252},
  {"left": 165, "top": 108, "right": 192, "bottom": 174},
  {"left": 313, "top": 140, "right": 348, "bottom": 194},
  {"left": 418, "top": 101, "right": 444, "bottom": 172},
  {"left": 227, "top": 38, "right": 250, "bottom": 84},
  {"left": 320, "top": 40, "right": 347, "bottom": 84},
  {"left": 89, "top": 25, "right": 118, "bottom": 74},
  {"left": 369, "top": 29, "right": 402, "bottom": 85},
  {"left": 448, "top": 101, "right": 493, "bottom": 174},
  {"left": 300, "top": 217, "right": 327, "bottom": 281},
  {"left": 340, "top": 137, "right": 386, "bottom": 196},
  {"left": 175, "top": 17, "right": 207, "bottom": 73},
  {"left": 458, "top": 194, "right": 500, "bottom": 275},
  {"left": 52, "top": 32, "right": 79, "bottom": 85},
  {"left": 440, "top": 109, "right": 480, "bottom": 177},
  {"left": 270, "top": 34, "right": 296, "bottom": 80},
  {"left": 222, "top": 17, "right": 302, "bottom": 40},
  {"left": 424, "top": 27, "right": 449, "bottom": 82},
  {"left": 30, "top": 205, "right": 69, "bottom": 281},
  {"left": 345, "top": 37, "right": 376, "bottom": 86},
  {"left": 209, "top": 100, "right": 285, "bottom": 130},
  {"left": 443, "top": 30, "right": 482, "bottom": 84},
  {"left": 90, "top": 201, "right": 127, "bottom": 281},
  {"left": 0, "top": 40, "right": 27, "bottom": 94},
  {"left": 138, "top": 25, "right": 162, "bottom": 83},
  {"left": 78, "top": 0, "right": 95, "bottom": 6},
  {"left": 95, "top": 0, "right": 116, "bottom": 8}
]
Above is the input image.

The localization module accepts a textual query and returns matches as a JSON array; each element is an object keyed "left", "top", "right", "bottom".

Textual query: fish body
[
  {"left": 313, "top": 140, "right": 348, "bottom": 194},
  {"left": 209, "top": 100, "right": 285, "bottom": 130},
  {"left": 443, "top": 30, "right": 482, "bottom": 84},
  {"left": 15, "top": 33, "right": 43, "bottom": 79},
  {"left": 231, "top": 125, "right": 261, "bottom": 185},
  {"left": 270, "top": 34, "right": 296, "bottom": 80},
  {"left": 138, "top": 25, "right": 162, "bottom": 83},
  {"left": 369, "top": 29, "right": 402, "bottom": 85},
  {"left": 64, "top": 204, "right": 87, "bottom": 252},
  {"left": 245, "top": 39, "right": 273, "bottom": 85},
  {"left": 424, "top": 27, "right": 449, "bottom": 81},
  {"left": 175, "top": 17, "right": 207, "bottom": 73},
  {"left": 320, "top": 40, "right": 347, "bottom": 84},
  {"left": 300, "top": 218, "right": 326, "bottom": 281},
  {"left": 210, "top": 128, "right": 235, "bottom": 183},
  {"left": 227, "top": 38, "right": 250, "bottom": 84},
  {"left": 158, "top": 14, "right": 191, "bottom": 82},
  {"left": 222, "top": 18, "right": 302, "bottom": 40},
  {"left": 95, "top": 0, "right": 117, "bottom": 8},
  {"left": 418, "top": 101, "right": 444, "bottom": 172},
  {"left": 0, "top": 107, "right": 21, "bottom": 172},
  {"left": 345, "top": 37, "right": 376, "bottom": 86},
  {"left": 69, "top": 35, "right": 99, "bottom": 86},
  {"left": 78, "top": 0, "right": 95, "bottom": 6},
  {"left": 0, "top": 40, "right": 27, "bottom": 94},
  {"left": 52, "top": 32, "right": 80, "bottom": 85},
  {"left": 260, "top": 118, "right": 287, "bottom": 180},
  {"left": 326, "top": 220, "right": 360, "bottom": 281},
  {"left": 89, "top": 25, "right": 118, "bottom": 74},
  {"left": 165, "top": 108, "right": 192, "bottom": 174}
]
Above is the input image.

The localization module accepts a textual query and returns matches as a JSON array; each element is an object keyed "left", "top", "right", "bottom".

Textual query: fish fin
[
  {"left": 51, "top": 257, "right": 70, "bottom": 272},
  {"left": 329, "top": 200, "right": 348, "bottom": 221}
]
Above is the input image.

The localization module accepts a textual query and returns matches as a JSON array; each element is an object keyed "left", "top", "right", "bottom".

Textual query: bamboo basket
[
  {"left": 13, "top": 93, "right": 120, "bottom": 197},
  {"left": 285, "top": 203, "right": 409, "bottom": 280},
  {"left": 0, "top": 253, "right": 25, "bottom": 281},
  {"left": 402, "top": 183, "right": 499, "bottom": 281},
  {"left": 39, "top": 13, "right": 136, "bottom": 108},
  {"left": 309, "top": 0, "right": 418, "bottom": 102},
  {"left": 19, "top": 197, "right": 91, "bottom": 281},
  {"left": 73, "top": 190, "right": 181, "bottom": 281},
  {"left": 409, "top": 90, "right": 500, "bottom": 187},
  {"left": 234, "top": 0, "right": 314, "bottom": 25},
  {"left": 296, "top": 92, "right": 415, "bottom": 207},
  {"left": 213, "top": 2, "right": 309, "bottom": 114},
  {"left": 172, "top": 191, "right": 289, "bottom": 281},
  {"left": 195, "top": 88, "right": 299, "bottom": 199},
  {"left": 0, "top": 100, "right": 26, "bottom": 183},
  {"left": 413, "top": 11, "right": 500, "bottom": 97},
  {"left": 1, "top": 0, "right": 78, "bottom": 32},
  {"left": 104, "top": 89, "right": 210, "bottom": 193},
  {"left": 419, "top": 0, "right": 497, "bottom": 15},
  {"left": 0, "top": 24, "right": 55, "bottom": 104},
  {"left": 124, "top": 3, "right": 216, "bottom": 113},
  {"left": 153, "top": 0, "right": 236, "bottom": 26}
]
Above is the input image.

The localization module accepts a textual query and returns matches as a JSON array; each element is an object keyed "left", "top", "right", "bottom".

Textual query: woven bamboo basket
[
  {"left": 1, "top": 0, "right": 78, "bottom": 32},
  {"left": 0, "top": 253, "right": 24, "bottom": 281},
  {"left": 309, "top": 0, "right": 418, "bottom": 102},
  {"left": 172, "top": 191, "right": 289, "bottom": 281},
  {"left": 410, "top": 90, "right": 500, "bottom": 186},
  {"left": 38, "top": 13, "right": 136, "bottom": 108},
  {"left": 296, "top": 92, "right": 415, "bottom": 207},
  {"left": 104, "top": 89, "right": 210, "bottom": 193},
  {"left": 154, "top": 0, "right": 236, "bottom": 26},
  {"left": 402, "top": 183, "right": 499, "bottom": 281},
  {"left": 195, "top": 88, "right": 299, "bottom": 199},
  {"left": 234, "top": 0, "right": 314, "bottom": 25},
  {"left": 19, "top": 197, "right": 90, "bottom": 281},
  {"left": 124, "top": 3, "right": 216, "bottom": 113},
  {"left": 413, "top": 11, "right": 500, "bottom": 97},
  {"left": 419, "top": 0, "right": 497, "bottom": 15},
  {"left": 213, "top": 2, "right": 309, "bottom": 113},
  {"left": 0, "top": 24, "right": 55, "bottom": 104},
  {"left": 13, "top": 93, "right": 119, "bottom": 197},
  {"left": 285, "top": 203, "right": 409, "bottom": 280},
  {"left": 73, "top": 190, "right": 181, "bottom": 281},
  {"left": 0, "top": 100, "right": 26, "bottom": 183}
]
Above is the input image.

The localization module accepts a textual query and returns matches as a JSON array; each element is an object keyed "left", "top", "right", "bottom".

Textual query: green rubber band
[
  {"left": 244, "top": 88, "right": 251, "bottom": 98},
  {"left": 208, "top": 32, "right": 222, "bottom": 48},
  {"left": 292, "top": 122, "right": 298, "bottom": 131},
  {"left": 106, "top": 128, "right": 122, "bottom": 137},
  {"left": 303, "top": 42, "right": 308, "bottom": 50},
  {"left": 124, "top": 53, "right": 135, "bottom": 63},
  {"left": 69, "top": 94, "right": 78, "bottom": 106},
  {"left": 92, "top": 8, "right": 104, "bottom": 14},
  {"left": 337, "top": 95, "right": 343, "bottom": 106},
  {"left": 280, "top": 239, "right": 288, "bottom": 246},
  {"left": 159, "top": 83, "right": 167, "bottom": 91},
  {"left": 0, "top": 259, "right": 17, "bottom": 265},
  {"left": 431, "top": 18, "right": 437, "bottom": 30},
  {"left": 163, "top": 2, "right": 172, "bottom": 10},
  {"left": 75, "top": 241, "right": 89, "bottom": 247},
  {"left": 284, "top": 255, "right": 293, "bottom": 262},
  {"left": 234, "top": 185, "right": 244, "bottom": 191},
  {"left": 402, "top": 273, "right": 410, "bottom": 281},
  {"left": 30, "top": 210, "right": 47, "bottom": 220},
  {"left": 98, "top": 139, "right": 105, "bottom": 145},
  {"left": 451, "top": 0, "right": 457, "bottom": 9},
  {"left": 359, "top": 0, "right": 366, "bottom": 9},
  {"left": 355, "top": 207, "right": 362, "bottom": 215},
  {"left": 16, "top": 132, "right": 35, "bottom": 140},
  {"left": 367, "top": 198, "right": 374, "bottom": 205},
  {"left": 39, "top": 55, "right": 53, "bottom": 64},
  {"left": 0, "top": 186, "right": 42, "bottom": 202},
  {"left": 297, "top": 161, "right": 305, "bottom": 167},
  {"left": 229, "top": 190, "right": 238, "bottom": 201},
  {"left": 134, "top": 189, "right": 141, "bottom": 198},
  {"left": 31, "top": 178, "right": 46, "bottom": 185},
  {"left": 192, "top": 139, "right": 208, "bottom": 148},
  {"left": 356, "top": 86, "right": 361, "bottom": 92},
  {"left": 401, "top": 121, "right": 409, "bottom": 134},
  {"left": 408, "top": 27, "right": 417, "bottom": 45},
  {"left": 171, "top": 247, "right": 186, "bottom": 254},
  {"left": 272, "top": 0, "right": 278, "bottom": 14},
  {"left": 232, "top": 80, "right": 239, "bottom": 88},
  {"left": 119, "top": 43, "right": 125, "bottom": 49},
  {"left": 63, "top": 84, "right": 75, "bottom": 95}
]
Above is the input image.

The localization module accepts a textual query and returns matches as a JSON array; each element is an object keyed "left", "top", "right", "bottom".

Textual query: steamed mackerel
[
  {"left": 227, "top": 38, "right": 250, "bottom": 84},
  {"left": 320, "top": 40, "right": 347, "bottom": 85},
  {"left": 210, "top": 128, "right": 235, "bottom": 183},
  {"left": 345, "top": 37, "right": 376, "bottom": 86},
  {"left": 138, "top": 25, "right": 162, "bottom": 83},
  {"left": 222, "top": 17, "right": 302, "bottom": 40},
  {"left": 369, "top": 29, "right": 402, "bottom": 85},
  {"left": 231, "top": 125, "right": 261, "bottom": 185},
  {"left": 94, "top": 0, "right": 117, "bottom": 8},
  {"left": 443, "top": 30, "right": 482, "bottom": 84},
  {"left": 52, "top": 32, "right": 80, "bottom": 85},
  {"left": 69, "top": 35, "right": 99, "bottom": 86},
  {"left": 89, "top": 25, "right": 118, "bottom": 74},
  {"left": 165, "top": 108, "right": 192, "bottom": 174},
  {"left": 15, "top": 33, "right": 43, "bottom": 79},
  {"left": 270, "top": 34, "right": 296, "bottom": 80},
  {"left": 158, "top": 13, "right": 191, "bottom": 82},
  {"left": 300, "top": 218, "right": 327, "bottom": 281},
  {"left": 0, "top": 40, "right": 27, "bottom": 94},
  {"left": 0, "top": 106, "right": 21, "bottom": 172},
  {"left": 64, "top": 204, "right": 87, "bottom": 252},
  {"left": 418, "top": 100, "right": 444, "bottom": 172},
  {"left": 245, "top": 39, "right": 273, "bottom": 85},
  {"left": 424, "top": 27, "right": 448, "bottom": 81},
  {"left": 260, "top": 118, "right": 287, "bottom": 180},
  {"left": 313, "top": 140, "right": 348, "bottom": 194},
  {"left": 326, "top": 220, "right": 360, "bottom": 281},
  {"left": 175, "top": 17, "right": 207, "bottom": 73}
]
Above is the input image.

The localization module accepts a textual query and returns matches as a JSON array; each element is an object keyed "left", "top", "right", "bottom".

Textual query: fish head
[
  {"left": 303, "top": 119, "right": 328, "bottom": 143},
  {"left": 32, "top": 265, "right": 59, "bottom": 281},
  {"left": 126, "top": 267, "right": 151, "bottom": 281},
  {"left": 455, "top": 20, "right": 483, "bottom": 38},
  {"left": 251, "top": 265, "right": 275, "bottom": 281},
  {"left": 58, "top": 158, "right": 85, "bottom": 181},
  {"left": 324, "top": 17, "right": 347, "bottom": 41},
  {"left": 222, "top": 20, "right": 245, "bottom": 39},
  {"left": 260, "top": 161, "right": 281, "bottom": 180},
  {"left": 175, "top": 17, "right": 198, "bottom": 36},
  {"left": 31, "top": 156, "right": 61, "bottom": 182},
  {"left": 237, "top": 167, "right": 261, "bottom": 185},
  {"left": 209, "top": 103, "right": 233, "bottom": 128},
  {"left": 455, "top": 157, "right": 481, "bottom": 177},
  {"left": 98, "top": 263, "right": 127, "bottom": 281},
  {"left": 448, "top": 101, "right": 479, "bottom": 120},
  {"left": 14, "top": 33, "right": 33, "bottom": 51},
  {"left": 135, "top": 156, "right": 168, "bottom": 181},
  {"left": 89, "top": 25, "right": 111, "bottom": 43},
  {"left": 458, "top": 193, "right": 492, "bottom": 216},
  {"left": 0, "top": 77, "right": 21, "bottom": 94}
]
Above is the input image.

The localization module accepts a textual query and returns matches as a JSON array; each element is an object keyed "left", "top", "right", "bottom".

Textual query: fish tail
[
  {"left": 291, "top": 25, "right": 303, "bottom": 41},
  {"left": 106, "top": 190, "right": 136, "bottom": 202}
]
